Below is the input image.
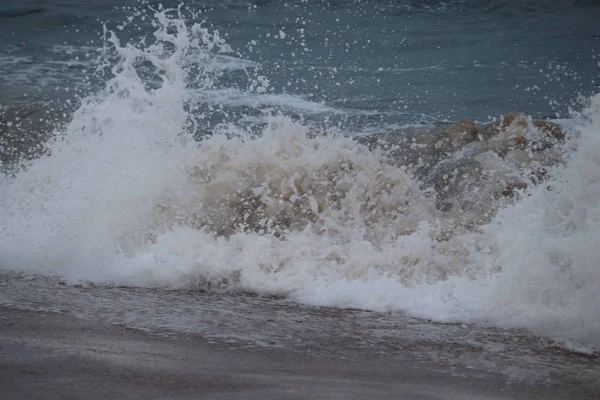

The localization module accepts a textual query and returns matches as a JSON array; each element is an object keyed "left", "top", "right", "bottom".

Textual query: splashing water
[{"left": 0, "top": 6, "right": 599, "bottom": 353}]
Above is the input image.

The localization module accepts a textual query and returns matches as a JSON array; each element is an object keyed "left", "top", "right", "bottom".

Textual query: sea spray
[
  {"left": 476, "top": 96, "right": 600, "bottom": 350},
  {"left": 0, "top": 6, "right": 598, "bottom": 353}
]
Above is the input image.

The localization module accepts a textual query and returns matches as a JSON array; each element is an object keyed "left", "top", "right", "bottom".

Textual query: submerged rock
[
  {"left": 482, "top": 113, "right": 565, "bottom": 156},
  {"left": 357, "top": 113, "right": 567, "bottom": 228},
  {"left": 443, "top": 119, "right": 480, "bottom": 150},
  {"left": 488, "top": 112, "right": 564, "bottom": 141}
]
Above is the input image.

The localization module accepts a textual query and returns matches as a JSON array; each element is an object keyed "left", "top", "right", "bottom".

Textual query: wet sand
[{"left": 0, "top": 306, "right": 596, "bottom": 400}]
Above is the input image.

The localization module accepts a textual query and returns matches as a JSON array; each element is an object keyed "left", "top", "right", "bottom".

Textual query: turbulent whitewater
[{"left": 0, "top": 5, "right": 599, "bottom": 353}]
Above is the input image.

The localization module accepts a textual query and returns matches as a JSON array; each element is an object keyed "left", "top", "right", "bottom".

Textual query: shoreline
[{"left": 1, "top": 306, "right": 597, "bottom": 399}]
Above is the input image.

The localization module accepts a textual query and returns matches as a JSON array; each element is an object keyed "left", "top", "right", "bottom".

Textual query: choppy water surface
[
  {"left": 1, "top": 0, "right": 599, "bottom": 381},
  {"left": 1, "top": 0, "right": 598, "bottom": 124}
]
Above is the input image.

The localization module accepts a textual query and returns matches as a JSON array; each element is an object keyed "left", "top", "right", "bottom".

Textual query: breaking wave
[{"left": 0, "top": 5, "right": 598, "bottom": 353}]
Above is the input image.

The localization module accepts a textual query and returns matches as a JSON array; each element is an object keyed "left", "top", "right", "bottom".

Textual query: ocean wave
[{"left": 0, "top": 5, "right": 598, "bottom": 354}]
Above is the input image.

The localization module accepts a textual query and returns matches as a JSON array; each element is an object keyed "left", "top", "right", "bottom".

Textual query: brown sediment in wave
[
  {"left": 1, "top": 107, "right": 568, "bottom": 241},
  {"left": 357, "top": 113, "right": 567, "bottom": 227},
  {"left": 139, "top": 113, "right": 569, "bottom": 244}
]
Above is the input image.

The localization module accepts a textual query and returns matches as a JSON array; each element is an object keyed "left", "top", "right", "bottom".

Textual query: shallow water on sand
[{"left": 1, "top": 272, "right": 598, "bottom": 391}]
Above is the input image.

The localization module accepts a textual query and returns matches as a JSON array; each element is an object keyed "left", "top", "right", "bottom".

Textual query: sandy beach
[{"left": 1, "top": 306, "right": 597, "bottom": 400}]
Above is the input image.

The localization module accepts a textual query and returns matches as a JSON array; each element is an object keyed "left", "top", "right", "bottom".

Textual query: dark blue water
[{"left": 1, "top": 0, "right": 599, "bottom": 129}]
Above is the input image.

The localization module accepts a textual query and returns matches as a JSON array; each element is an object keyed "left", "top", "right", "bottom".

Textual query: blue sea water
[{"left": 1, "top": 0, "right": 599, "bottom": 127}]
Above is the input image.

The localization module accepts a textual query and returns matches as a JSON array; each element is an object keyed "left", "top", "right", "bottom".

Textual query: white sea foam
[
  {"left": 190, "top": 88, "right": 342, "bottom": 114},
  {"left": 0, "top": 7, "right": 598, "bottom": 353}
]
